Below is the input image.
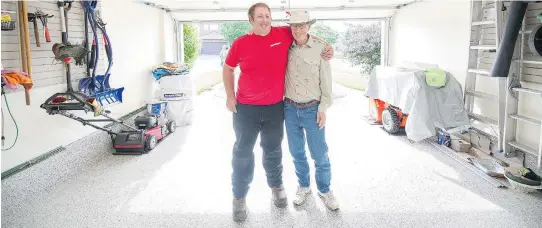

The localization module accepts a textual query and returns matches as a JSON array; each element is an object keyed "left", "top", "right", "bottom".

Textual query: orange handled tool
[
  {"left": 36, "top": 9, "right": 53, "bottom": 43},
  {"left": 44, "top": 24, "right": 51, "bottom": 42}
]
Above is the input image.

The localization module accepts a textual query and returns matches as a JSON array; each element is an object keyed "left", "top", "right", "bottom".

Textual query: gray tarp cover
[{"left": 365, "top": 66, "right": 472, "bottom": 142}]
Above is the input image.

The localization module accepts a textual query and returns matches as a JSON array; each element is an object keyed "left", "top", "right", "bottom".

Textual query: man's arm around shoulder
[{"left": 310, "top": 34, "right": 334, "bottom": 60}]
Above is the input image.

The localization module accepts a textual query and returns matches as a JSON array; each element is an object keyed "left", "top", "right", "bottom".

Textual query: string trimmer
[{"left": 41, "top": 0, "right": 95, "bottom": 114}]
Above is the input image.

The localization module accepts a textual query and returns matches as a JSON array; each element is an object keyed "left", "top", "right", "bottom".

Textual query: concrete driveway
[{"left": 191, "top": 54, "right": 224, "bottom": 92}]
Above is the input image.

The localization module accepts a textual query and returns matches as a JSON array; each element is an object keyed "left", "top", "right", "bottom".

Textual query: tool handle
[
  {"left": 89, "top": 39, "right": 96, "bottom": 69},
  {"left": 33, "top": 20, "right": 40, "bottom": 47},
  {"left": 44, "top": 25, "right": 51, "bottom": 42},
  {"left": 25, "top": 89, "right": 30, "bottom": 105},
  {"left": 103, "top": 35, "right": 111, "bottom": 60}
]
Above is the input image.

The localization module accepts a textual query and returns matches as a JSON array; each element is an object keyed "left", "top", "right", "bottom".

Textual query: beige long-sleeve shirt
[{"left": 284, "top": 35, "right": 332, "bottom": 112}]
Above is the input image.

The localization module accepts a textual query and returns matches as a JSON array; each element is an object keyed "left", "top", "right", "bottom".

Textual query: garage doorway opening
[{"left": 182, "top": 19, "right": 384, "bottom": 98}]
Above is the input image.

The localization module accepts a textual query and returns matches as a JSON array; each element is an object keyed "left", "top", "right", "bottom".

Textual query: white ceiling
[{"left": 135, "top": 0, "right": 418, "bottom": 22}]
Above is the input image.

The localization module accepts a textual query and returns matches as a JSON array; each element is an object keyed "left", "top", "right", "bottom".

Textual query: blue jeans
[
  {"left": 284, "top": 102, "right": 331, "bottom": 193},
  {"left": 232, "top": 101, "right": 284, "bottom": 199}
]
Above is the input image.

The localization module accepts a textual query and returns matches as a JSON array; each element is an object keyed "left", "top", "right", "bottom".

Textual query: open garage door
[{"left": 136, "top": 0, "right": 418, "bottom": 22}]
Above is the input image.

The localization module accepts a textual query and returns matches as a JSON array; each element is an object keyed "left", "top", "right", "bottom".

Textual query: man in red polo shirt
[{"left": 222, "top": 2, "right": 333, "bottom": 222}]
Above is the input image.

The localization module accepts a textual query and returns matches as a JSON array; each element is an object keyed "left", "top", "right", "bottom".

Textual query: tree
[
  {"left": 310, "top": 24, "right": 339, "bottom": 45},
  {"left": 342, "top": 23, "right": 381, "bottom": 75},
  {"left": 219, "top": 22, "right": 252, "bottom": 44},
  {"left": 183, "top": 24, "right": 201, "bottom": 68}
]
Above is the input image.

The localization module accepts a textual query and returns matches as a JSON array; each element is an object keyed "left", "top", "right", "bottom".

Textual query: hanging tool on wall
[
  {"left": 40, "top": 0, "right": 89, "bottom": 113},
  {"left": 28, "top": 12, "right": 41, "bottom": 47},
  {"left": 78, "top": 0, "right": 124, "bottom": 107},
  {"left": 63, "top": 1, "right": 72, "bottom": 40},
  {"left": 39, "top": 9, "right": 53, "bottom": 43},
  {"left": 17, "top": 0, "right": 31, "bottom": 105},
  {"left": 50, "top": 1, "right": 86, "bottom": 66}
]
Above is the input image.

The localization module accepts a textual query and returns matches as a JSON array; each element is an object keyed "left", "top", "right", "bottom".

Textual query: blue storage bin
[{"left": 147, "top": 102, "right": 168, "bottom": 115}]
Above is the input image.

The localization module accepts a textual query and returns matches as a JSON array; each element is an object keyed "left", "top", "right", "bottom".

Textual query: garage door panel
[
  {"left": 201, "top": 40, "right": 227, "bottom": 55},
  {"left": 141, "top": 0, "right": 413, "bottom": 11},
  {"left": 171, "top": 9, "right": 395, "bottom": 22},
  {"left": 139, "top": 0, "right": 410, "bottom": 21}
]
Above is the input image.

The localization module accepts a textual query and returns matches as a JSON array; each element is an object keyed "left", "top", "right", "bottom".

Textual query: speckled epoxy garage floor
[{"left": 2, "top": 84, "right": 542, "bottom": 228}]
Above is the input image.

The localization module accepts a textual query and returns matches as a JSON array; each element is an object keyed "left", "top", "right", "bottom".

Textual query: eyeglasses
[{"left": 290, "top": 23, "right": 308, "bottom": 29}]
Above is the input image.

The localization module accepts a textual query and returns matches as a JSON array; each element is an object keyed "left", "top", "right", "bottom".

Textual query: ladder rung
[
  {"left": 468, "top": 69, "right": 490, "bottom": 75},
  {"left": 514, "top": 59, "right": 542, "bottom": 65},
  {"left": 472, "top": 20, "right": 496, "bottom": 26},
  {"left": 512, "top": 87, "right": 542, "bottom": 95},
  {"left": 468, "top": 112, "right": 498, "bottom": 125},
  {"left": 508, "top": 141, "right": 538, "bottom": 157},
  {"left": 520, "top": 30, "right": 532, "bottom": 34},
  {"left": 509, "top": 114, "right": 542, "bottom": 126},
  {"left": 466, "top": 90, "right": 497, "bottom": 100},
  {"left": 470, "top": 45, "right": 497, "bottom": 50}
]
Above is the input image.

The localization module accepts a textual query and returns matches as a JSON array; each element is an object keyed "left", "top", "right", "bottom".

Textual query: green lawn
[{"left": 330, "top": 58, "right": 368, "bottom": 91}]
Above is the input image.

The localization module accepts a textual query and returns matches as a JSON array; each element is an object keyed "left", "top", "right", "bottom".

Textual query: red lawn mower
[{"left": 113, "top": 102, "right": 176, "bottom": 154}]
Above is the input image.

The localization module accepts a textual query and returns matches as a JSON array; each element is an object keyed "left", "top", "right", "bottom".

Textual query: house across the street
[{"left": 199, "top": 23, "right": 228, "bottom": 55}]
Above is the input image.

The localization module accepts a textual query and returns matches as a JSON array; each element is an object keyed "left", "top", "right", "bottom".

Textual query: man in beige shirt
[{"left": 283, "top": 10, "right": 338, "bottom": 210}]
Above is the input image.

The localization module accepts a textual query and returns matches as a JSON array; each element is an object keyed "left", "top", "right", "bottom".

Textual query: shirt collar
[{"left": 291, "top": 34, "right": 314, "bottom": 49}]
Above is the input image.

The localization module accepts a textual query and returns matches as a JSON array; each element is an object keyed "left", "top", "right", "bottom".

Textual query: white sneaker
[
  {"left": 318, "top": 190, "right": 339, "bottom": 210},
  {"left": 293, "top": 186, "right": 312, "bottom": 205}
]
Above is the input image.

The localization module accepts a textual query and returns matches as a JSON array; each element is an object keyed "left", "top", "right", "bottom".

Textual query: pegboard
[{"left": 1, "top": 0, "right": 107, "bottom": 93}]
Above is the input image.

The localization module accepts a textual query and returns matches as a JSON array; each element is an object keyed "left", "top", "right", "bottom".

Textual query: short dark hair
[{"left": 248, "top": 2, "right": 271, "bottom": 20}]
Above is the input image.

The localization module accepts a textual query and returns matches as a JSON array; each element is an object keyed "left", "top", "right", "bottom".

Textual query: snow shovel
[{"left": 78, "top": 1, "right": 124, "bottom": 107}]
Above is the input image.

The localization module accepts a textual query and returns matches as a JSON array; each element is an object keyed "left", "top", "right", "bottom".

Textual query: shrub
[
  {"left": 183, "top": 24, "right": 201, "bottom": 68},
  {"left": 310, "top": 24, "right": 339, "bottom": 45},
  {"left": 219, "top": 22, "right": 252, "bottom": 44},
  {"left": 342, "top": 23, "right": 381, "bottom": 75}
]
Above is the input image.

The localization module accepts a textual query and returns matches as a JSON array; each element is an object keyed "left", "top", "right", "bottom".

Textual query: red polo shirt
[{"left": 225, "top": 26, "right": 293, "bottom": 105}]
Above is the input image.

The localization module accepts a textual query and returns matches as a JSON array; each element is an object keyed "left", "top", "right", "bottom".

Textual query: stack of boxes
[{"left": 451, "top": 136, "right": 471, "bottom": 153}]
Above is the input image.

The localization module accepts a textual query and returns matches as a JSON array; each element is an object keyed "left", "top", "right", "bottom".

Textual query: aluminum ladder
[
  {"left": 464, "top": 0, "right": 506, "bottom": 153},
  {"left": 503, "top": 2, "right": 542, "bottom": 169}
]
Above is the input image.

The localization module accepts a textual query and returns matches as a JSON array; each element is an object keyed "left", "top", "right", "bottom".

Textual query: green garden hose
[{"left": 2, "top": 92, "right": 18, "bottom": 151}]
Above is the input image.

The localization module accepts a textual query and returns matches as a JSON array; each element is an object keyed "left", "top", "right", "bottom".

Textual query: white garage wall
[
  {"left": 389, "top": 0, "right": 542, "bottom": 158},
  {"left": 162, "top": 12, "right": 176, "bottom": 62},
  {"left": 388, "top": 0, "right": 471, "bottom": 86},
  {"left": 1, "top": 0, "right": 175, "bottom": 173}
]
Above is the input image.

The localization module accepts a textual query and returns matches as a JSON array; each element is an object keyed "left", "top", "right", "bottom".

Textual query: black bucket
[{"left": 490, "top": 1, "right": 529, "bottom": 77}]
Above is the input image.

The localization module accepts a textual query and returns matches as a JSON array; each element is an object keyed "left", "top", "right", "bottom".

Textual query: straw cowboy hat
[{"left": 286, "top": 10, "right": 316, "bottom": 25}]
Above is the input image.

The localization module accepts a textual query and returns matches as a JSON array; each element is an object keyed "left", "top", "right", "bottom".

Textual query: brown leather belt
[{"left": 284, "top": 97, "right": 319, "bottom": 109}]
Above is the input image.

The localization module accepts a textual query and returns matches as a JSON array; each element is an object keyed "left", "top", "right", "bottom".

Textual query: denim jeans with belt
[
  {"left": 232, "top": 101, "right": 284, "bottom": 199},
  {"left": 284, "top": 101, "right": 331, "bottom": 193}
]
